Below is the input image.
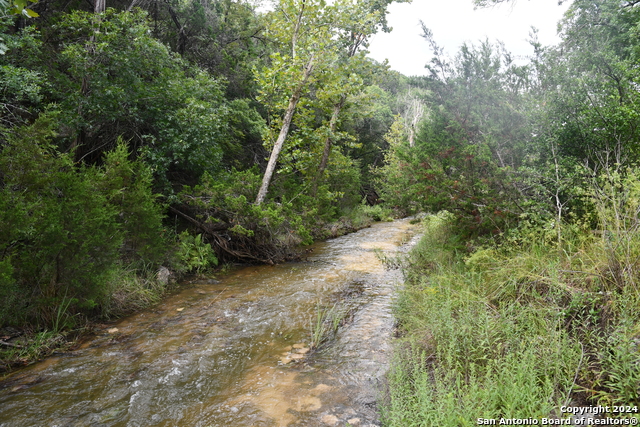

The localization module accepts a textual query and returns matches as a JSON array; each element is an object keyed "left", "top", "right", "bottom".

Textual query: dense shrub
[
  {"left": 177, "top": 168, "right": 312, "bottom": 264},
  {"left": 0, "top": 115, "right": 164, "bottom": 327}
]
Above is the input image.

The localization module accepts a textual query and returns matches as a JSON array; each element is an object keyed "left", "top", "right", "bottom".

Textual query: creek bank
[
  {"left": 0, "top": 218, "right": 418, "bottom": 426},
  {"left": 383, "top": 213, "right": 640, "bottom": 425},
  {"left": 0, "top": 214, "right": 391, "bottom": 376}
]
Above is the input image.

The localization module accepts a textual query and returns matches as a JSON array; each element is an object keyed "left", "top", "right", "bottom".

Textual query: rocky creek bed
[{"left": 0, "top": 218, "right": 419, "bottom": 427}]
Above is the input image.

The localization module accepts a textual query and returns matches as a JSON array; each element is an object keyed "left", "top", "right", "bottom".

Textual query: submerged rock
[
  {"left": 279, "top": 356, "right": 292, "bottom": 365},
  {"left": 279, "top": 343, "right": 310, "bottom": 364},
  {"left": 321, "top": 414, "right": 339, "bottom": 425}
]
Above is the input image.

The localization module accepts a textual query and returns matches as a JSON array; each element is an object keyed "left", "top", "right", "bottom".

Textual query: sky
[{"left": 367, "top": 0, "right": 571, "bottom": 76}]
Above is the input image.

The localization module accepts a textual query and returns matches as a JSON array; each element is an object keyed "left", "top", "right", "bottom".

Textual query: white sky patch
[{"left": 368, "top": 0, "right": 571, "bottom": 76}]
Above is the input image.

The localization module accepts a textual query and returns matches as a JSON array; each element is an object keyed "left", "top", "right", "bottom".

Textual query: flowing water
[{"left": 0, "top": 219, "right": 419, "bottom": 427}]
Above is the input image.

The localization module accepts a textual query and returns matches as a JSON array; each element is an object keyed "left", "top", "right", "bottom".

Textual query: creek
[{"left": 0, "top": 218, "right": 419, "bottom": 427}]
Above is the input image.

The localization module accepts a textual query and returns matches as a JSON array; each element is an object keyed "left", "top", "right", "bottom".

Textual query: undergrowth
[{"left": 383, "top": 211, "right": 640, "bottom": 426}]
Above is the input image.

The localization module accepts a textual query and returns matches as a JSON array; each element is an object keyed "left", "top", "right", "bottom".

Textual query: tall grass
[
  {"left": 309, "top": 302, "right": 346, "bottom": 349},
  {"left": 100, "top": 263, "right": 170, "bottom": 319},
  {"left": 383, "top": 211, "right": 640, "bottom": 426}
]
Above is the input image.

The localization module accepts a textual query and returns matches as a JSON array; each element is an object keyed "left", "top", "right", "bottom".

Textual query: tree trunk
[
  {"left": 313, "top": 95, "right": 346, "bottom": 195},
  {"left": 255, "top": 54, "right": 315, "bottom": 205},
  {"left": 165, "top": 1, "right": 187, "bottom": 54},
  {"left": 291, "top": 0, "right": 306, "bottom": 59},
  {"left": 71, "top": 0, "right": 104, "bottom": 158},
  {"left": 94, "top": 0, "right": 105, "bottom": 13},
  {"left": 406, "top": 97, "right": 424, "bottom": 148}
]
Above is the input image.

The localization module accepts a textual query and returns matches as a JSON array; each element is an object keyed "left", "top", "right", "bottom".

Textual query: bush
[
  {"left": 99, "top": 141, "right": 165, "bottom": 263},
  {"left": 175, "top": 232, "right": 218, "bottom": 274},
  {"left": 0, "top": 115, "right": 165, "bottom": 327},
  {"left": 358, "top": 203, "right": 393, "bottom": 222},
  {"left": 384, "top": 213, "right": 582, "bottom": 425},
  {"left": 177, "top": 168, "right": 312, "bottom": 264}
]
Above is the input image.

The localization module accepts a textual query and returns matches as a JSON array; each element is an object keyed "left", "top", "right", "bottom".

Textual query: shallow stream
[{"left": 0, "top": 218, "right": 418, "bottom": 427}]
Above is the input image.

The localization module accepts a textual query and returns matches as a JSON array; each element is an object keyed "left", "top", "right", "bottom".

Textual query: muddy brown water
[{"left": 0, "top": 219, "right": 419, "bottom": 427}]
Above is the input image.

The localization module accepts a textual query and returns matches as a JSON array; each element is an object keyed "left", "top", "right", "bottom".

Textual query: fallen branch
[
  {"left": 0, "top": 340, "right": 23, "bottom": 349},
  {"left": 170, "top": 204, "right": 296, "bottom": 264}
]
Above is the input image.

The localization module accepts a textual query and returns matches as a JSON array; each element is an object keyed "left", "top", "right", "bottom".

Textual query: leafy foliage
[
  {"left": 537, "top": 0, "right": 640, "bottom": 167},
  {"left": 175, "top": 232, "right": 218, "bottom": 273},
  {"left": 377, "top": 39, "right": 530, "bottom": 235},
  {"left": 46, "top": 10, "right": 232, "bottom": 184},
  {"left": 0, "top": 115, "right": 164, "bottom": 327},
  {"left": 0, "top": 0, "right": 38, "bottom": 19},
  {"left": 177, "top": 169, "right": 313, "bottom": 264},
  {"left": 148, "top": 0, "right": 267, "bottom": 99}
]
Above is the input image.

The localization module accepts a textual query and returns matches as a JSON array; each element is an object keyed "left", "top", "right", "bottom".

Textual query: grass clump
[
  {"left": 100, "top": 265, "right": 169, "bottom": 319},
  {"left": 0, "top": 329, "right": 74, "bottom": 374},
  {"left": 308, "top": 281, "right": 366, "bottom": 350},
  {"left": 309, "top": 302, "right": 347, "bottom": 350},
  {"left": 383, "top": 211, "right": 640, "bottom": 426}
]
